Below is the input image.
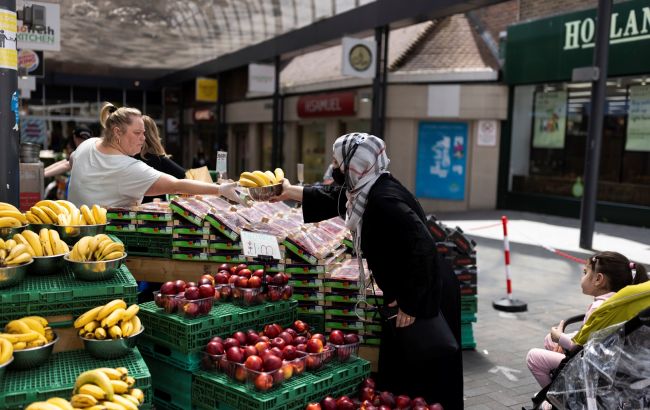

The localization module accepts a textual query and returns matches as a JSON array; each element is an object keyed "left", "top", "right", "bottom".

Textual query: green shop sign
[{"left": 506, "top": 0, "right": 650, "bottom": 84}]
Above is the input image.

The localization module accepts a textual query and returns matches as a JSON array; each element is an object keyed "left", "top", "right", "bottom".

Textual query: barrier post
[{"left": 493, "top": 216, "right": 527, "bottom": 312}]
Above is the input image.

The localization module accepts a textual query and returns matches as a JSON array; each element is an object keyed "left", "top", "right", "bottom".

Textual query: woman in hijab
[{"left": 272, "top": 133, "right": 463, "bottom": 408}]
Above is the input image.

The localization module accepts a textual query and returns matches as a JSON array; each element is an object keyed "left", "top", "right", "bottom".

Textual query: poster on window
[
  {"left": 532, "top": 91, "right": 567, "bottom": 148},
  {"left": 626, "top": 85, "right": 650, "bottom": 152},
  {"left": 415, "top": 122, "right": 467, "bottom": 200}
]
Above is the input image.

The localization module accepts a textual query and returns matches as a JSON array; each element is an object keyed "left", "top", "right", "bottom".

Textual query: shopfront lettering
[
  {"left": 304, "top": 98, "right": 342, "bottom": 113},
  {"left": 564, "top": 6, "right": 650, "bottom": 50},
  {"left": 297, "top": 92, "right": 356, "bottom": 117}
]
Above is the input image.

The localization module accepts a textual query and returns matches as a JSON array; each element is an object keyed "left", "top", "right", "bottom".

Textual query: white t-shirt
[{"left": 68, "top": 138, "right": 162, "bottom": 208}]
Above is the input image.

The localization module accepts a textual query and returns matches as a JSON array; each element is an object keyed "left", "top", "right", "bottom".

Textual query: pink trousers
[{"left": 526, "top": 348, "right": 565, "bottom": 387}]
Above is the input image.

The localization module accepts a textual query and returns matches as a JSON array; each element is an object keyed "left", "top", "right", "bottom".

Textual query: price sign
[
  {"left": 216, "top": 151, "right": 227, "bottom": 174},
  {"left": 240, "top": 230, "right": 282, "bottom": 260}
]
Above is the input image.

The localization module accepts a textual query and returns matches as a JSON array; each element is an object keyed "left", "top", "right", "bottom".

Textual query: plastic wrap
[
  {"left": 547, "top": 321, "right": 650, "bottom": 409},
  {"left": 172, "top": 197, "right": 213, "bottom": 219}
]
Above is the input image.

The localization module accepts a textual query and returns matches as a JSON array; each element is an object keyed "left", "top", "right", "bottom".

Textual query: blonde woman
[{"left": 68, "top": 102, "right": 239, "bottom": 208}]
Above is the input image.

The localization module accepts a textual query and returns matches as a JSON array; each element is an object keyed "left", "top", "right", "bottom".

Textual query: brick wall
[
  {"left": 472, "top": 0, "right": 519, "bottom": 40},
  {"left": 519, "top": 0, "right": 596, "bottom": 21}
]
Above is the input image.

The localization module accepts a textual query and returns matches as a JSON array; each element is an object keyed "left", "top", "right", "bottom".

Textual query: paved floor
[{"left": 439, "top": 210, "right": 650, "bottom": 409}]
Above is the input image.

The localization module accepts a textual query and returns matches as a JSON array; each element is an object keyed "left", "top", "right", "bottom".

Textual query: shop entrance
[{"left": 297, "top": 123, "right": 327, "bottom": 184}]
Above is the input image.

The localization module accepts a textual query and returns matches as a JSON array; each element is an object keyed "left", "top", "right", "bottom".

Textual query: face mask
[{"left": 332, "top": 167, "right": 345, "bottom": 186}]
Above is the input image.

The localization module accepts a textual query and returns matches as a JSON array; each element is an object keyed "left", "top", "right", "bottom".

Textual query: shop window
[
  {"left": 261, "top": 124, "right": 273, "bottom": 171},
  {"left": 298, "top": 123, "right": 327, "bottom": 184},
  {"left": 509, "top": 77, "right": 650, "bottom": 207}
]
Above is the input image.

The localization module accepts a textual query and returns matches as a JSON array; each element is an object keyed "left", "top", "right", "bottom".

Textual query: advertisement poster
[
  {"left": 20, "top": 118, "right": 46, "bottom": 145},
  {"left": 16, "top": 1, "right": 60, "bottom": 51},
  {"left": 0, "top": 9, "right": 17, "bottom": 70},
  {"left": 532, "top": 91, "right": 567, "bottom": 148},
  {"left": 415, "top": 122, "right": 467, "bottom": 200},
  {"left": 626, "top": 85, "right": 650, "bottom": 151}
]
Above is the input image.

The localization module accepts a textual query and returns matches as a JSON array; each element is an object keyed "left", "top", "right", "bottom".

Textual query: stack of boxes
[
  {"left": 107, "top": 203, "right": 174, "bottom": 258},
  {"left": 427, "top": 215, "right": 478, "bottom": 349}
]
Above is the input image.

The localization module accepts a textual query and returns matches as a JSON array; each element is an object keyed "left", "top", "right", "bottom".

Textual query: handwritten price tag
[{"left": 240, "top": 230, "right": 281, "bottom": 260}]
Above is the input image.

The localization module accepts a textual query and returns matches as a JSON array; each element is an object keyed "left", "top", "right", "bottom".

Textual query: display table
[{"left": 125, "top": 255, "right": 227, "bottom": 282}]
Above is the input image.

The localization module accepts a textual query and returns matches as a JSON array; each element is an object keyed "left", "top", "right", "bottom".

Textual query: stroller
[{"left": 528, "top": 280, "right": 650, "bottom": 410}]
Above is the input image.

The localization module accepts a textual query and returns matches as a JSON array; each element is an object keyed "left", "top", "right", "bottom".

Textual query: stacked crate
[{"left": 107, "top": 205, "right": 173, "bottom": 258}]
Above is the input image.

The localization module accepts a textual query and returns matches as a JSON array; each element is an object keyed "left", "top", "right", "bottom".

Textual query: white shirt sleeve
[{"left": 118, "top": 160, "right": 162, "bottom": 203}]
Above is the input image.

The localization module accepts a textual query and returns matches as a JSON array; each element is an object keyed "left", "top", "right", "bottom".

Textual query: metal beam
[{"left": 160, "top": 0, "right": 507, "bottom": 84}]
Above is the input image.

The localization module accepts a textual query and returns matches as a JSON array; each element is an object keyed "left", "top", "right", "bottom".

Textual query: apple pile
[
  {"left": 213, "top": 263, "right": 265, "bottom": 303},
  {"left": 154, "top": 276, "right": 215, "bottom": 317},
  {"left": 327, "top": 330, "right": 360, "bottom": 362},
  {"left": 266, "top": 272, "right": 293, "bottom": 302},
  {"left": 305, "top": 379, "right": 444, "bottom": 410}
]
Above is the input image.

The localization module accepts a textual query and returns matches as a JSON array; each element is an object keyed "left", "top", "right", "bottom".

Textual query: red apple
[
  {"left": 413, "top": 406, "right": 428, "bottom": 410},
  {"left": 224, "top": 338, "right": 240, "bottom": 350},
  {"left": 281, "top": 361, "right": 293, "bottom": 380},
  {"left": 345, "top": 333, "right": 360, "bottom": 344},
  {"left": 235, "top": 365, "right": 247, "bottom": 382},
  {"left": 160, "top": 281, "right": 176, "bottom": 295},
  {"left": 271, "top": 337, "right": 286, "bottom": 350},
  {"left": 293, "top": 336, "right": 307, "bottom": 346},
  {"left": 278, "top": 331, "right": 293, "bottom": 345},
  {"left": 184, "top": 286, "right": 200, "bottom": 300},
  {"left": 200, "top": 274, "right": 215, "bottom": 286},
  {"left": 219, "top": 285, "right": 232, "bottom": 300},
  {"left": 292, "top": 358, "right": 305, "bottom": 375},
  {"left": 264, "top": 274, "right": 273, "bottom": 285},
  {"left": 252, "top": 269, "right": 265, "bottom": 278},
  {"left": 243, "top": 345, "right": 258, "bottom": 358},
  {"left": 246, "top": 332, "right": 260, "bottom": 345},
  {"left": 268, "top": 286, "right": 282, "bottom": 302},
  {"left": 429, "top": 404, "right": 444, "bottom": 410},
  {"left": 360, "top": 387, "right": 376, "bottom": 402},
  {"left": 296, "top": 343, "right": 307, "bottom": 352},
  {"left": 254, "top": 341, "right": 269, "bottom": 354},
  {"left": 321, "top": 397, "right": 337, "bottom": 410},
  {"left": 254, "top": 373, "right": 273, "bottom": 391},
  {"left": 379, "top": 406, "right": 392, "bottom": 410},
  {"left": 263, "top": 354, "right": 282, "bottom": 371},
  {"left": 214, "top": 272, "right": 229, "bottom": 284},
  {"left": 293, "top": 320, "right": 309, "bottom": 334},
  {"left": 305, "top": 404, "right": 321, "bottom": 410},
  {"left": 264, "top": 324, "right": 282, "bottom": 339},
  {"left": 238, "top": 268, "right": 252, "bottom": 279},
  {"left": 248, "top": 276, "right": 262, "bottom": 288},
  {"left": 360, "top": 400, "right": 378, "bottom": 410},
  {"left": 281, "top": 285, "right": 293, "bottom": 300},
  {"left": 395, "top": 395, "right": 411, "bottom": 409},
  {"left": 379, "top": 391, "right": 395, "bottom": 407},
  {"left": 285, "top": 328, "right": 298, "bottom": 338},
  {"left": 328, "top": 330, "right": 345, "bottom": 345},
  {"left": 269, "top": 347, "right": 283, "bottom": 358},
  {"left": 235, "top": 263, "right": 248, "bottom": 273},
  {"left": 205, "top": 341, "right": 224, "bottom": 355},
  {"left": 218, "top": 263, "right": 231, "bottom": 272},
  {"left": 182, "top": 302, "right": 200, "bottom": 317},
  {"left": 232, "top": 331, "right": 247, "bottom": 345},
  {"left": 199, "top": 284, "right": 214, "bottom": 299},
  {"left": 259, "top": 336, "right": 270, "bottom": 343},
  {"left": 271, "top": 273, "right": 286, "bottom": 286},
  {"left": 236, "top": 276, "right": 249, "bottom": 288},
  {"left": 226, "top": 346, "right": 244, "bottom": 363},
  {"left": 306, "top": 338, "right": 323, "bottom": 353},
  {"left": 412, "top": 397, "right": 427, "bottom": 407},
  {"left": 311, "top": 333, "right": 326, "bottom": 343},
  {"left": 362, "top": 378, "right": 376, "bottom": 390},
  {"left": 244, "top": 355, "right": 263, "bottom": 371},
  {"left": 336, "top": 397, "right": 355, "bottom": 410},
  {"left": 210, "top": 336, "right": 224, "bottom": 344},
  {"left": 174, "top": 280, "right": 187, "bottom": 293},
  {"left": 282, "top": 345, "right": 297, "bottom": 360},
  {"left": 228, "top": 274, "right": 240, "bottom": 285}
]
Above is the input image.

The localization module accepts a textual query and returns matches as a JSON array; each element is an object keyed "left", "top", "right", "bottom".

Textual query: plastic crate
[
  {"left": 142, "top": 353, "right": 193, "bottom": 410},
  {"left": 138, "top": 335, "right": 202, "bottom": 371},
  {"left": 139, "top": 300, "right": 297, "bottom": 353},
  {"left": 0, "top": 265, "right": 138, "bottom": 323},
  {"left": 124, "top": 234, "right": 173, "bottom": 258},
  {"left": 192, "top": 358, "right": 370, "bottom": 410},
  {"left": 0, "top": 348, "right": 152, "bottom": 409},
  {"left": 461, "top": 322, "right": 476, "bottom": 350},
  {"left": 296, "top": 313, "right": 325, "bottom": 334},
  {"left": 461, "top": 295, "right": 478, "bottom": 314}
]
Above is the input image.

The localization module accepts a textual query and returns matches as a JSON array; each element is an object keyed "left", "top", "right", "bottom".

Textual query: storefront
[{"left": 501, "top": 0, "right": 650, "bottom": 225}]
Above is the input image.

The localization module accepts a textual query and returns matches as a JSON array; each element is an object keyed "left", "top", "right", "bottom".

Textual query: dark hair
[{"left": 589, "top": 251, "right": 648, "bottom": 292}]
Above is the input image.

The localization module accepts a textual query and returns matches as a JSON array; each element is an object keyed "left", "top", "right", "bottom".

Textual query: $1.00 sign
[{"left": 240, "top": 231, "right": 281, "bottom": 260}]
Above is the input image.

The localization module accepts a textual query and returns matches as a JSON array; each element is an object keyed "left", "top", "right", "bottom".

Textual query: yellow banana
[
  {"left": 71, "top": 208, "right": 82, "bottom": 226},
  {"left": 19, "top": 317, "right": 45, "bottom": 336},
  {"left": 0, "top": 202, "right": 19, "bottom": 212},
  {"left": 129, "top": 316, "right": 141, "bottom": 335},
  {"left": 75, "top": 236, "right": 92, "bottom": 261},
  {"left": 110, "top": 379, "right": 129, "bottom": 394},
  {"left": 85, "top": 406, "right": 110, "bottom": 410},
  {"left": 78, "top": 328, "right": 87, "bottom": 337},
  {"left": 44, "top": 327, "right": 54, "bottom": 342},
  {"left": 93, "top": 205, "right": 107, "bottom": 224},
  {"left": 238, "top": 177, "right": 258, "bottom": 188},
  {"left": 86, "top": 236, "right": 100, "bottom": 258},
  {"left": 57, "top": 213, "right": 70, "bottom": 226},
  {"left": 35, "top": 200, "right": 65, "bottom": 216},
  {"left": 119, "top": 321, "right": 132, "bottom": 338},
  {"left": 110, "top": 394, "right": 137, "bottom": 410},
  {"left": 13, "top": 341, "right": 27, "bottom": 350},
  {"left": 115, "top": 367, "right": 129, "bottom": 379},
  {"left": 6, "top": 243, "right": 30, "bottom": 262},
  {"left": 45, "top": 397, "right": 74, "bottom": 410},
  {"left": 30, "top": 207, "right": 52, "bottom": 224},
  {"left": 26, "top": 338, "right": 46, "bottom": 348},
  {"left": 240, "top": 171, "right": 266, "bottom": 187},
  {"left": 25, "top": 402, "right": 63, "bottom": 410},
  {"left": 264, "top": 170, "right": 278, "bottom": 184},
  {"left": 97, "top": 300, "right": 127, "bottom": 321},
  {"left": 120, "top": 394, "right": 139, "bottom": 406},
  {"left": 80, "top": 205, "right": 96, "bottom": 225},
  {"left": 22, "top": 230, "right": 43, "bottom": 256},
  {"left": 100, "top": 242, "right": 124, "bottom": 259},
  {"left": 5, "top": 239, "right": 16, "bottom": 249},
  {"left": 39, "top": 229, "right": 54, "bottom": 256},
  {"left": 0, "top": 331, "right": 40, "bottom": 343},
  {"left": 23, "top": 316, "right": 48, "bottom": 326},
  {"left": 96, "top": 367, "right": 124, "bottom": 381},
  {"left": 83, "top": 331, "right": 94, "bottom": 339},
  {"left": 101, "top": 308, "right": 126, "bottom": 328},
  {"left": 94, "top": 327, "right": 107, "bottom": 340},
  {"left": 122, "top": 305, "right": 139, "bottom": 322},
  {"left": 108, "top": 325, "right": 122, "bottom": 339},
  {"left": 74, "top": 305, "right": 104, "bottom": 329},
  {"left": 6, "top": 319, "right": 32, "bottom": 334},
  {"left": 39, "top": 207, "right": 60, "bottom": 223},
  {"left": 101, "top": 251, "right": 124, "bottom": 261},
  {"left": 79, "top": 383, "right": 107, "bottom": 400},
  {"left": 25, "top": 211, "right": 42, "bottom": 224},
  {"left": 73, "top": 369, "right": 115, "bottom": 401},
  {"left": 55, "top": 200, "right": 76, "bottom": 215},
  {"left": 0, "top": 210, "right": 27, "bottom": 224},
  {"left": 0, "top": 337, "right": 13, "bottom": 364},
  {"left": 69, "top": 245, "right": 82, "bottom": 262},
  {"left": 0, "top": 216, "right": 23, "bottom": 227},
  {"left": 253, "top": 170, "right": 272, "bottom": 186},
  {"left": 5, "top": 252, "right": 32, "bottom": 265},
  {"left": 54, "top": 239, "right": 68, "bottom": 256},
  {"left": 13, "top": 234, "right": 35, "bottom": 256},
  {"left": 123, "top": 375, "right": 135, "bottom": 388},
  {"left": 84, "top": 320, "right": 101, "bottom": 333},
  {"left": 128, "top": 389, "right": 144, "bottom": 404},
  {"left": 48, "top": 230, "right": 63, "bottom": 255},
  {"left": 100, "top": 401, "right": 127, "bottom": 410},
  {"left": 70, "top": 394, "right": 98, "bottom": 408}
]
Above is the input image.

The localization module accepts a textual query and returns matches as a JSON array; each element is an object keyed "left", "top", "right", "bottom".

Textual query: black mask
[{"left": 332, "top": 167, "right": 345, "bottom": 186}]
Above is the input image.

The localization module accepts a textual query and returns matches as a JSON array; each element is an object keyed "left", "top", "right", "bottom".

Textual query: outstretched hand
[
  {"left": 269, "top": 178, "right": 296, "bottom": 203},
  {"left": 220, "top": 181, "right": 251, "bottom": 206}
]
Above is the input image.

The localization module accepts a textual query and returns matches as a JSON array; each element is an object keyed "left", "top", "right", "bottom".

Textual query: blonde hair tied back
[
  {"left": 99, "top": 102, "right": 142, "bottom": 144},
  {"left": 141, "top": 115, "right": 168, "bottom": 159}
]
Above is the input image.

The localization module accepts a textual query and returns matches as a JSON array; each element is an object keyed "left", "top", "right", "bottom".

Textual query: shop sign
[
  {"left": 17, "top": 1, "right": 60, "bottom": 52},
  {"left": 532, "top": 91, "right": 567, "bottom": 149},
  {"left": 341, "top": 37, "right": 376, "bottom": 79},
  {"left": 506, "top": 0, "right": 650, "bottom": 84},
  {"left": 626, "top": 85, "right": 650, "bottom": 151},
  {"left": 0, "top": 9, "right": 17, "bottom": 71},
  {"left": 415, "top": 122, "right": 467, "bottom": 201},
  {"left": 297, "top": 92, "right": 356, "bottom": 118},
  {"left": 477, "top": 120, "right": 498, "bottom": 147},
  {"left": 18, "top": 49, "right": 42, "bottom": 77},
  {"left": 248, "top": 63, "right": 275, "bottom": 94},
  {"left": 193, "top": 108, "right": 215, "bottom": 122},
  {"left": 195, "top": 77, "right": 218, "bottom": 102}
]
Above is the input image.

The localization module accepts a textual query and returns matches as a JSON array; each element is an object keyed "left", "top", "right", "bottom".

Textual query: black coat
[{"left": 302, "top": 174, "right": 463, "bottom": 409}]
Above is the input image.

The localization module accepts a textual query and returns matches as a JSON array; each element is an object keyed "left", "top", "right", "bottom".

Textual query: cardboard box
[{"left": 19, "top": 162, "right": 43, "bottom": 211}]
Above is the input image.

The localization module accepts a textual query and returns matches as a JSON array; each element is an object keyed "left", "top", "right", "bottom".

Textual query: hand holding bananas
[
  {"left": 75, "top": 299, "right": 141, "bottom": 340},
  {"left": 68, "top": 234, "right": 125, "bottom": 262},
  {"left": 0, "top": 237, "right": 33, "bottom": 267},
  {"left": 239, "top": 168, "right": 285, "bottom": 188},
  {"left": 0, "top": 201, "right": 27, "bottom": 227},
  {"left": 0, "top": 316, "right": 55, "bottom": 356},
  {"left": 25, "top": 200, "right": 107, "bottom": 226}
]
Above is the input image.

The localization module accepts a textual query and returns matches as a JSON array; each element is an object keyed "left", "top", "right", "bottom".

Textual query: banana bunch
[
  {"left": 25, "top": 200, "right": 107, "bottom": 226},
  {"left": 0, "top": 316, "right": 54, "bottom": 352},
  {"left": 239, "top": 168, "right": 285, "bottom": 188},
  {"left": 75, "top": 300, "right": 141, "bottom": 341},
  {"left": 68, "top": 234, "right": 125, "bottom": 262},
  {"left": 0, "top": 237, "right": 33, "bottom": 267},
  {"left": 0, "top": 201, "right": 28, "bottom": 228},
  {"left": 25, "top": 398, "right": 74, "bottom": 410},
  {"left": 13, "top": 228, "right": 68, "bottom": 258},
  {"left": 70, "top": 367, "right": 144, "bottom": 410}
]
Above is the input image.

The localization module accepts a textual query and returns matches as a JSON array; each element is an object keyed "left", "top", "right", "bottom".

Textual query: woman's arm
[
  {"left": 271, "top": 179, "right": 345, "bottom": 223},
  {"left": 44, "top": 160, "right": 71, "bottom": 178},
  {"left": 146, "top": 174, "right": 241, "bottom": 202}
]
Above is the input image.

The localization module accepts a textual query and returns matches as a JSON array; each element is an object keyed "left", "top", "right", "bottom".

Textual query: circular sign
[
  {"left": 349, "top": 44, "right": 372, "bottom": 72},
  {"left": 18, "top": 49, "right": 39, "bottom": 73}
]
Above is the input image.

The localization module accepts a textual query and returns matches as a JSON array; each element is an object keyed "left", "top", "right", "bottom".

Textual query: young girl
[{"left": 526, "top": 251, "right": 648, "bottom": 388}]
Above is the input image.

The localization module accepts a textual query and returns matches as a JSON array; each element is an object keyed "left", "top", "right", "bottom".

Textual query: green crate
[
  {"left": 0, "top": 265, "right": 137, "bottom": 323},
  {"left": 296, "top": 312, "right": 325, "bottom": 334},
  {"left": 137, "top": 226, "right": 173, "bottom": 235},
  {"left": 0, "top": 348, "right": 152, "bottom": 409},
  {"left": 208, "top": 254, "right": 248, "bottom": 263},
  {"left": 173, "top": 226, "right": 212, "bottom": 236},
  {"left": 461, "top": 295, "right": 478, "bottom": 314},
  {"left": 142, "top": 353, "right": 193, "bottom": 410},
  {"left": 137, "top": 213, "right": 173, "bottom": 222},
  {"left": 170, "top": 203, "right": 204, "bottom": 227},
  {"left": 138, "top": 335, "right": 202, "bottom": 371},
  {"left": 192, "top": 358, "right": 370, "bottom": 410},
  {"left": 462, "top": 322, "right": 476, "bottom": 350},
  {"left": 462, "top": 312, "right": 477, "bottom": 323},
  {"left": 173, "top": 239, "right": 210, "bottom": 248},
  {"left": 139, "top": 300, "right": 297, "bottom": 354},
  {"left": 204, "top": 215, "right": 239, "bottom": 241},
  {"left": 107, "top": 210, "right": 138, "bottom": 220}
]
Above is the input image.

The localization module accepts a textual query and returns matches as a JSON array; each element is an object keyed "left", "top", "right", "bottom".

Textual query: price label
[
  {"left": 240, "top": 230, "right": 282, "bottom": 260},
  {"left": 216, "top": 151, "right": 227, "bottom": 174}
]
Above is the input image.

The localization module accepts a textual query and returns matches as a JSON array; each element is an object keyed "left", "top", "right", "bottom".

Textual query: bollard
[{"left": 493, "top": 216, "right": 527, "bottom": 313}]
